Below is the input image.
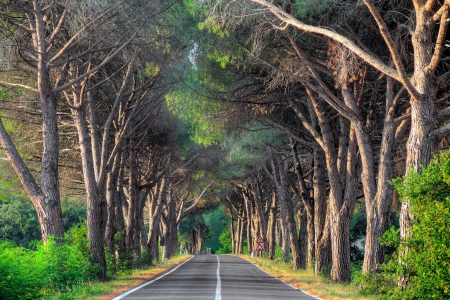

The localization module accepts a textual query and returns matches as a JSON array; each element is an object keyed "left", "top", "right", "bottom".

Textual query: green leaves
[
  {"left": 382, "top": 150, "right": 450, "bottom": 299},
  {"left": 0, "top": 223, "right": 96, "bottom": 299}
]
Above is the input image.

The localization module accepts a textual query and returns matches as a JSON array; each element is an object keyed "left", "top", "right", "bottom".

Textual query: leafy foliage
[
  {"left": 0, "top": 196, "right": 41, "bottom": 247},
  {"left": 165, "top": 68, "right": 227, "bottom": 146},
  {"left": 203, "top": 206, "right": 229, "bottom": 253},
  {"left": 226, "top": 122, "right": 284, "bottom": 168},
  {"left": 0, "top": 223, "right": 97, "bottom": 300},
  {"left": 217, "top": 228, "right": 232, "bottom": 254},
  {"left": 0, "top": 195, "right": 86, "bottom": 248},
  {"left": 361, "top": 150, "right": 450, "bottom": 299}
]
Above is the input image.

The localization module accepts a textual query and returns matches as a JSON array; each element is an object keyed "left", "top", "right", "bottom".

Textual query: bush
[
  {"left": 0, "top": 222, "right": 97, "bottom": 299},
  {"left": 0, "top": 240, "right": 48, "bottom": 299},
  {"left": 0, "top": 197, "right": 41, "bottom": 247},
  {"left": 391, "top": 150, "right": 450, "bottom": 299},
  {"left": 363, "top": 150, "right": 450, "bottom": 299}
]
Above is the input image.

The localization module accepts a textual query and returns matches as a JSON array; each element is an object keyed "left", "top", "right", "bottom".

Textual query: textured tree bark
[
  {"left": 267, "top": 189, "right": 277, "bottom": 259},
  {"left": 398, "top": 4, "right": 443, "bottom": 288},
  {"left": 238, "top": 210, "right": 245, "bottom": 254},
  {"left": 147, "top": 172, "right": 169, "bottom": 264},
  {"left": 125, "top": 126, "right": 141, "bottom": 266},
  {"left": 0, "top": 2, "right": 65, "bottom": 242},
  {"left": 71, "top": 101, "right": 107, "bottom": 280},
  {"left": 105, "top": 151, "right": 122, "bottom": 261},
  {"left": 277, "top": 159, "right": 303, "bottom": 269},
  {"left": 250, "top": 177, "right": 268, "bottom": 250},
  {"left": 297, "top": 206, "right": 308, "bottom": 269},
  {"left": 291, "top": 140, "right": 315, "bottom": 269},
  {"left": 313, "top": 146, "right": 331, "bottom": 276},
  {"left": 308, "top": 93, "right": 358, "bottom": 282},
  {"left": 362, "top": 77, "right": 396, "bottom": 273},
  {"left": 244, "top": 191, "right": 253, "bottom": 253}
]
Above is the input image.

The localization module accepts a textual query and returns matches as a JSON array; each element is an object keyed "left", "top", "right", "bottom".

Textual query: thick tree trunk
[
  {"left": 362, "top": 77, "right": 396, "bottom": 273},
  {"left": 105, "top": 151, "right": 122, "bottom": 259},
  {"left": 267, "top": 189, "right": 277, "bottom": 259},
  {"left": 398, "top": 4, "right": 442, "bottom": 287},
  {"left": 147, "top": 173, "right": 169, "bottom": 264},
  {"left": 291, "top": 140, "right": 315, "bottom": 269},
  {"left": 72, "top": 104, "right": 107, "bottom": 280},
  {"left": 238, "top": 210, "right": 245, "bottom": 254},
  {"left": 278, "top": 159, "right": 303, "bottom": 269},
  {"left": 0, "top": 118, "right": 65, "bottom": 242},
  {"left": 313, "top": 146, "right": 331, "bottom": 275},
  {"left": 125, "top": 129, "right": 139, "bottom": 261},
  {"left": 306, "top": 93, "right": 358, "bottom": 282},
  {"left": 250, "top": 177, "right": 268, "bottom": 250},
  {"left": 297, "top": 206, "right": 308, "bottom": 269},
  {"left": 244, "top": 192, "right": 253, "bottom": 253},
  {"left": 278, "top": 191, "right": 290, "bottom": 260},
  {"left": 0, "top": 4, "right": 65, "bottom": 242}
]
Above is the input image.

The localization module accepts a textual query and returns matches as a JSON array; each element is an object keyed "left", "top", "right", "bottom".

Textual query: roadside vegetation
[
  {"left": 0, "top": 220, "right": 190, "bottom": 300},
  {"left": 243, "top": 255, "right": 373, "bottom": 300}
]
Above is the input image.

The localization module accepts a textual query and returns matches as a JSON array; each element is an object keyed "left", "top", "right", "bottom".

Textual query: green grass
[
  {"left": 41, "top": 255, "right": 191, "bottom": 300},
  {"left": 240, "top": 255, "right": 374, "bottom": 300}
]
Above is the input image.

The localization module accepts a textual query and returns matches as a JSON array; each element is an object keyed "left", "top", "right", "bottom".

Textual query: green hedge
[
  {"left": 0, "top": 223, "right": 97, "bottom": 299},
  {"left": 362, "top": 149, "right": 450, "bottom": 299}
]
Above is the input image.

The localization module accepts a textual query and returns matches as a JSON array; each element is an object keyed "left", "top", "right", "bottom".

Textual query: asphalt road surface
[{"left": 113, "top": 255, "right": 320, "bottom": 300}]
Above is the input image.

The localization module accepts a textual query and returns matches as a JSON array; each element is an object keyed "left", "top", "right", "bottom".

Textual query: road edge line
[{"left": 112, "top": 256, "right": 194, "bottom": 300}]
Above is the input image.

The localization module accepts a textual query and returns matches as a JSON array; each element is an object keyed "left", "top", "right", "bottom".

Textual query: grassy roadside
[
  {"left": 43, "top": 255, "right": 191, "bottom": 300},
  {"left": 240, "top": 255, "right": 374, "bottom": 300}
]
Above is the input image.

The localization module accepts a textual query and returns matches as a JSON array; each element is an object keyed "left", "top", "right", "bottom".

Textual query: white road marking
[
  {"left": 112, "top": 256, "right": 194, "bottom": 300},
  {"left": 215, "top": 255, "right": 221, "bottom": 300}
]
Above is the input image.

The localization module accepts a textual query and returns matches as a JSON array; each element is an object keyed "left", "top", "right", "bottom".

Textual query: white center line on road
[
  {"left": 215, "top": 255, "right": 221, "bottom": 300},
  {"left": 112, "top": 256, "right": 193, "bottom": 300}
]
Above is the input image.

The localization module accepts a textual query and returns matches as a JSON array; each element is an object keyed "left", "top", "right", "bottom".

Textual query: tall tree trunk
[
  {"left": 244, "top": 191, "right": 253, "bottom": 253},
  {"left": 313, "top": 146, "right": 331, "bottom": 276},
  {"left": 71, "top": 102, "right": 107, "bottom": 280},
  {"left": 362, "top": 77, "right": 396, "bottom": 273},
  {"left": 147, "top": 172, "right": 169, "bottom": 264},
  {"left": 278, "top": 159, "right": 303, "bottom": 269},
  {"left": 105, "top": 151, "right": 122, "bottom": 259},
  {"left": 398, "top": 3, "right": 443, "bottom": 287},
  {"left": 0, "top": 3, "right": 65, "bottom": 242},
  {"left": 125, "top": 128, "right": 141, "bottom": 266},
  {"left": 267, "top": 188, "right": 277, "bottom": 259},
  {"left": 250, "top": 177, "right": 268, "bottom": 250},
  {"left": 291, "top": 139, "right": 315, "bottom": 269},
  {"left": 297, "top": 205, "right": 308, "bottom": 269}
]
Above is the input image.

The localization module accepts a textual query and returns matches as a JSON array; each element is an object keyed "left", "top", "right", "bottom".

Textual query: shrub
[
  {"left": 391, "top": 150, "right": 450, "bottom": 299},
  {"left": 0, "top": 222, "right": 97, "bottom": 299},
  {"left": 363, "top": 150, "right": 450, "bottom": 299},
  {"left": 0, "top": 240, "right": 48, "bottom": 299}
]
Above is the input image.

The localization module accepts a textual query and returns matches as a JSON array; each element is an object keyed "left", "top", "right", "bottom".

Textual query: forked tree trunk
[
  {"left": 250, "top": 177, "right": 268, "bottom": 250},
  {"left": 105, "top": 151, "right": 122, "bottom": 259},
  {"left": 147, "top": 172, "right": 169, "bottom": 264},
  {"left": 362, "top": 77, "right": 397, "bottom": 273},
  {"left": 278, "top": 159, "right": 303, "bottom": 269},
  {"left": 72, "top": 103, "right": 107, "bottom": 281},
  {"left": 0, "top": 3, "right": 65, "bottom": 243},
  {"left": 397, "top": 2, "right": 445, "bottom": 287},
  {"left": 313, "top": 145, "right": 331, "bottom": 275},
  {"left": 310, "top": 94, "right": 358, "bottom": 282},
  {"left": 291, "top": 140, "right": 315, "bottom": 269}
]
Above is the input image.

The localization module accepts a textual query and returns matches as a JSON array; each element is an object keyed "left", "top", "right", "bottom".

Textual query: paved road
[{"left": 113, "top": 255, "right": 320, "bottom": 300}]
